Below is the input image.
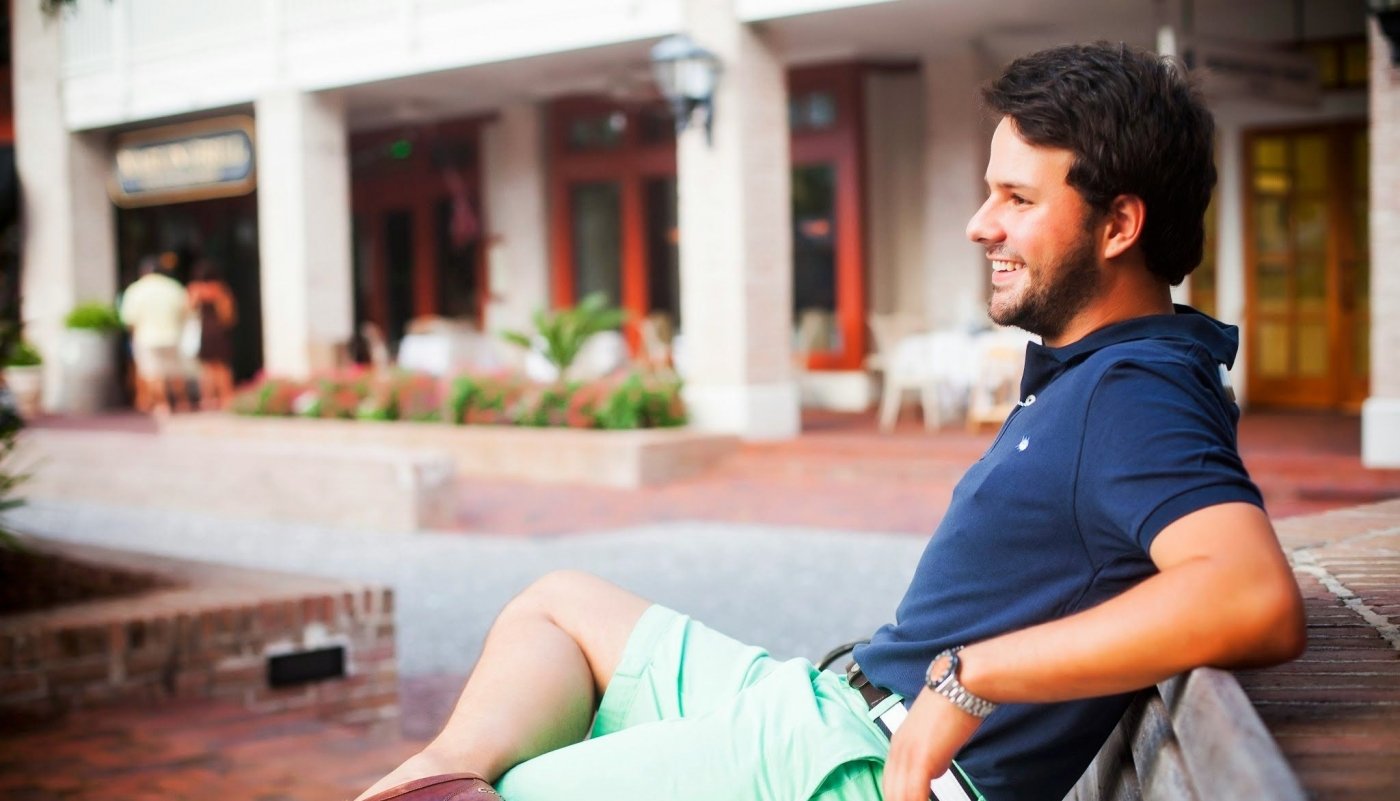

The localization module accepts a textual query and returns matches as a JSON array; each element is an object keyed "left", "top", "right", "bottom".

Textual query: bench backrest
[{"left": 1064, "top": 668, "right": 1306, "bottom": 801}]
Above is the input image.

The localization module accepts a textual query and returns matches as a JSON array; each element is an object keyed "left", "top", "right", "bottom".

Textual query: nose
[{"left": 965, "top": 196, "right": 1001, "bottom": 245}]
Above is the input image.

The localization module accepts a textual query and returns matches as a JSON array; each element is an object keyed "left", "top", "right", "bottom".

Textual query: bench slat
[
  {"left": 1159, "top": 669, "right": 1307, "bottom": 801},
  {"left": 1129, "top": 693, "right": 1199, "bottom": 801},
  {"left": 1065, "top": 668, "right": 1304, "bottom": 801}
]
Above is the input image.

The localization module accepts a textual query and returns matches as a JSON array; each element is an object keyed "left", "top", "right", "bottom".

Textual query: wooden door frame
[
  {"left": 547, "top": 63, "right": 871, "bottom": 370},
  {"left": 349, "top": 118, "right": 490, "bottom": 338},
  {"left": 789, "top": 63, "right": 868, "bottom": 370},
  {"left": 548, "top": 96, "right": 676, "bottom": 351},
  {"left": 1242, "top": 120, "right": 1367, "bottom": 410}
]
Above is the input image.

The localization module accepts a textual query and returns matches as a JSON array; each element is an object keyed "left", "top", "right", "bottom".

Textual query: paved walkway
[{"left": 2, "top": 409, "right": 1399, "bottom": 800}]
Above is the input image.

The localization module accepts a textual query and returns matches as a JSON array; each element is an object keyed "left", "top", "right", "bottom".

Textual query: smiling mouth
[{"left": 991, "top": 260, "right": 1024, "bottom": 273}]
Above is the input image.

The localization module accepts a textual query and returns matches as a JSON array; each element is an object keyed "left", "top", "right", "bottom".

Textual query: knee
[{"left": 504, "top": 569, "right": 604, "bottom": 619}]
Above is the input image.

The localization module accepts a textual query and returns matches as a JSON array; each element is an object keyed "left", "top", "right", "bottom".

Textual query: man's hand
[{"left": 881, "top": 687, "right": 984, "bottom": 801}]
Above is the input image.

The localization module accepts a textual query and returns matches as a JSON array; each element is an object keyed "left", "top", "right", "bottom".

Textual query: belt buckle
[{"left": 846, "top": 661, "right": 867, "bottom": 688}]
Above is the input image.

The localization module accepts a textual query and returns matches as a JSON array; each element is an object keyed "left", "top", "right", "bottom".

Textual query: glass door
[
  {"left": 1245, "top": 124, "right": 1368, "bottom": 409},
  {"left": 569, "top": 181, "right": 623, "bottom": 306},
  {"left": 789, "top": 65, "right": 866, "bottom": 370},
  {"left": 792, "top": 163, "right": 840, "bottom": 355}
]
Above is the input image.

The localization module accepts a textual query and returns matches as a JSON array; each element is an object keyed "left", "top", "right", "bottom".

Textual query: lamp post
[
  {"left": 1369, "top": 0, "right": 1400, "bottom": 66},
  {"left": 649, "top": 33, "right": 722, "bottom": 145}
]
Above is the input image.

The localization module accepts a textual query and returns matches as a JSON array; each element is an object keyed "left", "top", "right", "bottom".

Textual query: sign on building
[{"left": 109, "top": 116, "right": 256, "bottom": 207}]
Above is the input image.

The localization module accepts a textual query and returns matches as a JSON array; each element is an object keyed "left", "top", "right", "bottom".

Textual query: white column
[
  {"left": 1363, "top": 22, "right": 1400, "bottom": 467},
  {"left": 676, "top": 0, "right": 798, "bottom": 440},
  {"left": 254, "top": 88, "right": 353, "bottom": 378},
  {"left": 920, "top": 48, "right": 992, "bottom": 330},
  {"left": 481, "top": 102, "right": 550, "bottom": 353},
  {"left": 13, "top": 2, "right": 117, "bottom": 409},
  {"left": 865, "top": 70, "right": 925, "bottom": 317}
]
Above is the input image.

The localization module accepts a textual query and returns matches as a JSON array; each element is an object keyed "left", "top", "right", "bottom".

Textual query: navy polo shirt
[{"left": 853, "top": 306, "right": 1262, "bottom": 801}]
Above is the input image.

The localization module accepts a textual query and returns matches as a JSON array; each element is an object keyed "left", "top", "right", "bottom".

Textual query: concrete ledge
[
  {"left": 19, "top": 428, "right": 456, "bottom": 532},
  {"left": 160, "top": 413, "right": 739, "bottom": 488},
  {"left": 0, "top": 537, "right": 399, "bottom": 736}
]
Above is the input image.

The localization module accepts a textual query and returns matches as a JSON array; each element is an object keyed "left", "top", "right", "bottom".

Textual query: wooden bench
[{"left": 1065, "top": 667, "right": 1306, "bottom": 801}]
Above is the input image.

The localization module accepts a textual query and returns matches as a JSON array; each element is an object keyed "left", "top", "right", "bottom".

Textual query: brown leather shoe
[{"left": 360, "top": 773, "right": 500, "bottom": 801}]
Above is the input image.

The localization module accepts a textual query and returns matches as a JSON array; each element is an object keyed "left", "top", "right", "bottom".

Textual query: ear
[{"left": 1101, "top": 194, "right": 1146, "bottom": 261}]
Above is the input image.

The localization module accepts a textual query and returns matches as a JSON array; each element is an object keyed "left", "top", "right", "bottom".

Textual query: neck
[{"left": 1043, "top": 263, "right": 1174, "bottom": 348}]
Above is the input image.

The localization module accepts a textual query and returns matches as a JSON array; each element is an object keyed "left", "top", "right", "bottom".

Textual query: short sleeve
[{"left": 1074, "top": 358, "right": 1263, "bottom": 554}]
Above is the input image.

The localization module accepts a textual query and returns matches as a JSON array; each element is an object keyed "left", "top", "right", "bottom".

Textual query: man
[
  {"left": 357, "top": 43, "right": 1305, "bottom": 801},
  {"left": 119, "top": 254, "right": 191, "bottom": 415}
]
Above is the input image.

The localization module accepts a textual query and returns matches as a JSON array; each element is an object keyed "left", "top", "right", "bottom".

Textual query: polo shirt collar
[{"left": 1019, "top": 305, "right": 1239, "bottom": 397}]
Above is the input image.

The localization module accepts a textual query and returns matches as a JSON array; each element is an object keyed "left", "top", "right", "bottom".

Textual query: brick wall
[{"left": 0, "top": 542, "right": 399, "bottom": 737}]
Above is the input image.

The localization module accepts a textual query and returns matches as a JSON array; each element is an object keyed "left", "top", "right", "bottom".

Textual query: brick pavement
[
  {"left": 1236, "top": 501, "right": 1400, "bottom": 801},
  {"left": 3, "top": 409, "right": 1399, "bottom": 800}
]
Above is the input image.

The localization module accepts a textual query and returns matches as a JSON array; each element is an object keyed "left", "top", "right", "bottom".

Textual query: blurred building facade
[{"left": 9, "top": 0, "right": 1399, "bottom": 461}]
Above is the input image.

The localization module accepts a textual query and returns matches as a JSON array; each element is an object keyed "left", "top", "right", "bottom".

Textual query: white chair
[
  {"left": 875, "top": 320, "right": 976, "bottom": 433},
  {"left": 360, "top": 322, "right": 393, "bottom": 374}
]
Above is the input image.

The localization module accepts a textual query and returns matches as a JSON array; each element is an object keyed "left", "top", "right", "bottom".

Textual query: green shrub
[
  {"left": 4, "top": 341, "right": 41, "bottom": 368},
  {"left": 231, "top": 377, "right": 304, "bottom": 416},
  {"left": 449, "top": 374, "right": 524, "bottom": 425},
  {"left": 595, "top": 373, "right": 686, "bottom": 430},
  {"left": 65, "top": 302, "right": 123, "bottom": 332},
  {"left": 230, "top": 368, "right": 684, "bottom": 431},
  {"left": 0, "top": 393, "right": 26, "bottom": 550},
  {"left": 511, "top": 383, "right": 577, "bottom": 428}
]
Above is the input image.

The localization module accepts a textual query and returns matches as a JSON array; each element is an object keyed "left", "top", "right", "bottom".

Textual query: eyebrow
[{"left": 987, "top": 180, "right": 1034, "bottom": 192}]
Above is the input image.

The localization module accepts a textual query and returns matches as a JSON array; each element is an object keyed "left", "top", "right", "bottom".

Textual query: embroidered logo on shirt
[{"left": 1017, "top": 437, "right": 1030, "bottom": 452}]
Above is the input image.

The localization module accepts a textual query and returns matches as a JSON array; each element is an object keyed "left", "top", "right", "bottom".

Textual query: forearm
[{"left": 959, "top": 504, "right": 1306, "bottom": 704}]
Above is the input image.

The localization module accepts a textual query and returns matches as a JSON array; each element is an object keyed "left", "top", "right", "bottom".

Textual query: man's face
[{"left": 965, "top": 117, "right": 1104, "bottom": 343}]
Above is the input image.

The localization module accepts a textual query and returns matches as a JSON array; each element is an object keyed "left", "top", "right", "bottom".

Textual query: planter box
[
  {"left": 0, "top": 538, "right": 399, "bottom": 736},
  {"left": 161, "top": 414, "right": 739, "bottom": 489},
  {"left": 21, "top": 429, "right": 455, "bottom": 533}
]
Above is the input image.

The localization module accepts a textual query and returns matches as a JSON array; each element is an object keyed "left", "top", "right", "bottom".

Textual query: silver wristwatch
[{"left": 925, "top": 646, "right": 999, "bottom": 719}]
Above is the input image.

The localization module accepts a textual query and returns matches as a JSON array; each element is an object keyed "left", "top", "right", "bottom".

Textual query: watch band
[{"left": 925, "top": 647, "right": 999, "bottom": 719}]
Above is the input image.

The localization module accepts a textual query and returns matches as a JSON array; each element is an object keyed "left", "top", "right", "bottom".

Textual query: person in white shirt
[{"left": 119, "top": 254, "right": 191, "bottom": 414}]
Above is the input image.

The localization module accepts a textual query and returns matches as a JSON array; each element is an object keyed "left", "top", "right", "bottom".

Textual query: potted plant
[
  {"left": 3, "top": 340, "right": 43, "bottom": 419},
  {"left": 58, "top": 301, "right": 123, "bottom": 414},
  {"left": 500, "top": 292, "right": 629, "bottom": 383}
]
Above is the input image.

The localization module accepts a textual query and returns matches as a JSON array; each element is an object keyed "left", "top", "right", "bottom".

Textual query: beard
[{"left": 987, "top": 232, "right": 1101, "bottom": 340}]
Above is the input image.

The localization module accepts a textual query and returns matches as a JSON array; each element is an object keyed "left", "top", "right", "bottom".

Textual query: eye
[{"left": 1010, "top": 194, "right": 1030, "bottom": 206}]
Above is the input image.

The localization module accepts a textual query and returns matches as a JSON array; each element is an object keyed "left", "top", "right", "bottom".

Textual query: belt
[
  {"left": 845, "top": 662, "right": 979, "bottom": 801},
  {"left": 846, "top": 662, "right": 908, "bottom": 738}
]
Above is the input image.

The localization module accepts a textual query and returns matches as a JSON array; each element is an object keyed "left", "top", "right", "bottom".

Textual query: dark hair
[
  {"left": 137, "top": 254, "right": 164, "bottom": 276},
  {"left": 982, "top": 42, "right": 1216, "bottom": 285}
]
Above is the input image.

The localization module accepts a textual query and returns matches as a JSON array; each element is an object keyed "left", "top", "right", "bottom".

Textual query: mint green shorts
[{"left": 494, "top": 605, "right": 893, "bottom": 801}]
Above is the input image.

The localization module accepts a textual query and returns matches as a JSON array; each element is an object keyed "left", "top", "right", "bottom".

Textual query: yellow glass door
[{"left": 1245, "top": 124, "right": 1368, "bottom": 409}]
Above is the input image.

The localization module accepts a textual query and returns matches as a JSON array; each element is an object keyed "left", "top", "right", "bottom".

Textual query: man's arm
[{"left": 881, "top": 501, "right": 1306, "bottom": 801}]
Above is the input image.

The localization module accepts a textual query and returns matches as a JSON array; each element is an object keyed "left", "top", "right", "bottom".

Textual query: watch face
[{"left": 929, "top": 651, "right": 959, "bottom": 689}]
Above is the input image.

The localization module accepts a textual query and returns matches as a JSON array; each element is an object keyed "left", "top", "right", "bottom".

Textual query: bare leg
[
  {"left": 169, "top": 375, "right": 192, "bottom": 412},
  {"left": 214, "top": 363, "right": 234, "bottom": 408},
  {"left": 355, "top": 571, "right": 650, "bottom": 800},
  {"left": 146, "top": 376, "right": 170, "bottom": 416}
]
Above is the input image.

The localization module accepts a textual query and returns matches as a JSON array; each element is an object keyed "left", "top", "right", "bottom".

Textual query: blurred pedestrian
[
  {"left": 187, "top": 259, "right": 237, "bottom": 409},
  {"left": 119, "top": 254, "right": 190, "bottom": 415}
]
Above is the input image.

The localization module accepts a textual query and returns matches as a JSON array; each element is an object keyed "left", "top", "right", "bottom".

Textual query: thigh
[
  {"left": 500, "top": 706, "right": 882, "bottom": 801},
  {"left": 502, "top": 653, "right": 888, "bottom": 801},
  {"left": 592, "top": 606, "right": 782, "bottom": 735}
]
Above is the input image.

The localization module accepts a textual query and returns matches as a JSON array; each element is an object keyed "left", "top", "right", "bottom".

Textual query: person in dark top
[
  {"left": 186, "top": 259, "right": 237, "bottom": 409},
  {"left": 355, "top": 42, "right": 1306, "bottom": 801}
]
